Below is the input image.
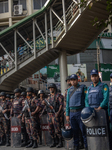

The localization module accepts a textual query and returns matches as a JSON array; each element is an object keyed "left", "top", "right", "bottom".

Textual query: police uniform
[
  {"left": 11, "top": 97, "right": 23, "bottom": 117},
  {"left": 0, "top": 92, "right": 11, "bottom": 146},
  {"left": 37, "top": 90, "right": 46, "bottom": 145},
  {"left": 23, "top": 88, "right": 43, "bottom": 148},
  {"left": 66, "top": 74, "right": 87, "bottom": 150},
  {"left": 20, "top": 92, "right": 28, "bottom": 147},
  {"left": 85, "top": 69, "right": 109, "bottom": 109},
  {"left": 46, "top": 83, "right": 64, "bottom": 148}
]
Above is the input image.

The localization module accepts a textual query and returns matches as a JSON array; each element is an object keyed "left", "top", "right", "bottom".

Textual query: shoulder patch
[
  {"left": 104, "top": 87, "right": 107, "bottom": 91},
  {"left": 85, "top": 90, "right": 87, "bottom": 94}
]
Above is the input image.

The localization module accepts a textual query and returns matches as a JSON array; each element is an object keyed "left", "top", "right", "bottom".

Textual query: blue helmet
[
  {"left": 61, "top": 127, "right": 73, "bottom": 141},
  {"left": 81, "top": 107, "right": 95, "bottom": 127}
]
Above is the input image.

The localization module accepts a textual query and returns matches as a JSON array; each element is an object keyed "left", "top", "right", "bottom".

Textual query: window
[
  {"left": 33, "top": 0, "right": 47, "bottom": 10},
  {"left": 0, "top": 1, "right": 8, "bottom": 13},
  {"left": 13, "top": 0, "right": 26, "bottom": 10}
]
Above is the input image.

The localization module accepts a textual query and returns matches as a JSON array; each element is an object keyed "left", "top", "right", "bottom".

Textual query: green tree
[{"left": 80, "top": 0, "right": 112, "bottom": 28}]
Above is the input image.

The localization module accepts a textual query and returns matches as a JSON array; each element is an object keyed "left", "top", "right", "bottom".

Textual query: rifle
[
  {"left": 44, "top": 99, "right": 55, "bottom": 114},
  {"left": 24, "top": 100, "right": 32, "bottom": 118},
  {"left": 0, "top": 106, "right": 9, "bottom": 120}
]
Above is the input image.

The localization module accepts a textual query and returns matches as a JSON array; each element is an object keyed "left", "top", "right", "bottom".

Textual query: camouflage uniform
[
  {"left": 0, "top": 100, "right": 10, "bottom": 138},
  {"left": 47, "top": 93, "right": 63, "bottom": 138},
  {"left": 11, "top": 97, "right": 23, "bottom": 117},
  {"left": 24, "top": 97, "right": 43, "bottom": 140}
]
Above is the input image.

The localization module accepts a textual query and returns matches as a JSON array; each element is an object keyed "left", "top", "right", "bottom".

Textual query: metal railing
[{"left": 1, "top": 0, "right": 80, "bottom": 76}]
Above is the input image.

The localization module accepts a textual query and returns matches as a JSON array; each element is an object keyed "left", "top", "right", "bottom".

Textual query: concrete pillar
[
  {"left": 76, "top": 53, "right": 80, "bottom": 64},
  {"left": 59, "top": 51, "right": 68, "bottom": 95},
  {"left": 27, "top": 0, "right": 33, "bottom": 15},
  {"left": 9, "top": 0, "right": 12, "bottom": 26}
]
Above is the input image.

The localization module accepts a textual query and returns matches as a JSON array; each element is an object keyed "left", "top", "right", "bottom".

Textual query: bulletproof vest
[
  {"left": 69, "top": 85, "right": 85, "bottom": 108},
  {"left": 88, "top": 83, "right": 104, "bottom": 108},
  {"left": 13, "top": 98, "right": 22, "bottom": 114},
  {"left": 109, "top": 86, "right": 112, "bottom": 109},
  {"left": 47, "top": 94, "right": 60, "bottom": 113},
  {"left": 30, "top": 98, "right": 37, "bottom": 113}
]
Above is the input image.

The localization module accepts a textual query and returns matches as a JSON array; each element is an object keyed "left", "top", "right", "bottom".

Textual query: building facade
[{"left": 0, "top": 0, "right": 46, "bottom": 31}]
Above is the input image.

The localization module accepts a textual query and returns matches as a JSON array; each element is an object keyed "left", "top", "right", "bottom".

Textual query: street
[{"left": 0, "top": 146, "right": 65, "bottom": 150}]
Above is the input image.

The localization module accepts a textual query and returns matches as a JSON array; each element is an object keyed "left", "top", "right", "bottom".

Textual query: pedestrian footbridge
[{"left": 0, "top": 0, "right": 109, "bottom": 91}]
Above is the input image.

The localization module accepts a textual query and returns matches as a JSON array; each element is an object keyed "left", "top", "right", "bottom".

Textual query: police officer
[
  {"left": 64, "top": 76, "right": 72, "bottom": 103},
  {"left": 6, "top": 95, "right": 10, "bottom": 102},
  {"left": 11, "top": 88, "right": 23, "bottom": 118},
  {"left": 85, "top": 69, "right": 109, "bottom": 110},
  {"left": 45, "top": 83, "right": 63, "bottom": 148},
  {"left": 20, "top": 91, "right": 28, "bottom": 147},
  {"left": 24, "top": 87, "right": 43, "bottom": 148},
  {"left": 21, "top": 92, "right": 26, "bottom": 99},
  {"left": 0, "top": 92, "right": 11, "bottom": 146},
  {"left": 10, "top": 95, "right": 14, "bottom": 103},
  {"left": 37, "top": 90, "right": 46, "bottom": 145},
  {"left": 66, "top": 74, "right": 87, "bottom": 150},
  {"left": 32, "top": 90, "right": 37, "bottom": 99}
]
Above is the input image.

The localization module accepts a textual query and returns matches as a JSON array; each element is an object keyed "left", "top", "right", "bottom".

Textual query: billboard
[
  {"left": 96, "top": 64, "right": 112, "bottom": 81},
  {"left": 67, "top": 64, "right": 87, "bottom": 82},
  {"left": 47, "top": 65, "right": 60, "bottom": 82}
]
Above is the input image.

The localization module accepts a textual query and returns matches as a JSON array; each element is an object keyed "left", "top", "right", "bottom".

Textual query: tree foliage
[{"left": 79, "top": 0, "right": 112, "bottom": 28}]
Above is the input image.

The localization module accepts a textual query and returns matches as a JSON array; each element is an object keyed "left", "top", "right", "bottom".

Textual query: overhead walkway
[{"left": 0, "top": 0, "right": 109, "bottom": 91}]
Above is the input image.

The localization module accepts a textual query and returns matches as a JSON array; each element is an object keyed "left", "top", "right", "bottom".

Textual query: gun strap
[{"left": 70, "top": 87, "right": 78, "bottom": 99}]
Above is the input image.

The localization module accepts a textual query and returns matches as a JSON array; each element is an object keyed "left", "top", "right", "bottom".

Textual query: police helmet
[
  {"left": 38, "top": 90, "right": 45, "bottom": 95},
  {"left": 81, "top": 107, "right": 95, "bottom": 127},
  {"left": 6, "top": 94, "right": 10, "bottom": 98},
  {"left": 0, "top": 92, "right": 6, "bottom": 97},
  {"left": 66, "top": 76, "right": 71, "bottom": 82},
  {"left": 26, "top": 87, "right": 34, "bottom": 93},
  {"left": 48, "top": 83, "right": 57, "bottom": 89},
  {"left": 61, "top": 127, "right": 73, "bottom": 141},
  {"left": 21, "top": 92, "right": 26, "bottom": 96},
  {"left": 10, "top": 95, "right": 14, "bottom": 99},
  {"left": 14, "top": 88, "right": 21, "bottom": 93}
]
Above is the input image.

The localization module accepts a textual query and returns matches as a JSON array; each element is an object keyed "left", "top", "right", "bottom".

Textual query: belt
[{"left": 70, "top": 108, "right": 82, "bottom": 112}]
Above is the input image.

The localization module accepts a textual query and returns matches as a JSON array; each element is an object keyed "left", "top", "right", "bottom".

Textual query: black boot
[
  {"left": 39, "top": 135, "right": 42, "bottom": 145},
  {"left": 0, "top": 136, "right": 3, "bottom": 146},
  {"left": 55, "top": 135, "right": 59, "bottom": 145},
  {"left": 85, "top": 147, "right": 88, "bottom": 150},
  {"left": 56, "top": 137, "right": 63, "bottom": 148},
  {"left": 21, "top": 133, "right": 27, "bottom": 147},
  {"left": 6, "top": 135, "right": 10, "bottom": 146},
  {"left": 50, "top": 138, "right": 56, "bottom": 148},
  {"left": 32, "top": 140, "right": 38, "bottom": 148},
  {"left": 26, "top": 139, "right": 33, "bottom": 148},
  {"left": 74, "top": 146, "right": 79, "bottom": 150},
  {"left": 79, "top": 130, "right": 84, "bottom": 149}
]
